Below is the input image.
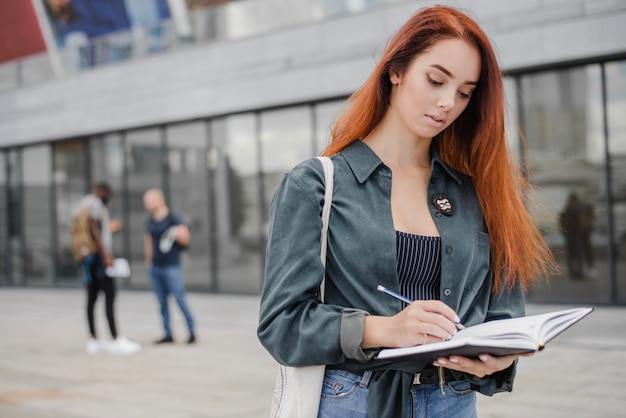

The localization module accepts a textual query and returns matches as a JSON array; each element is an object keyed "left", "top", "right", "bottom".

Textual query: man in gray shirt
[{"left": 73, "top": 182, "right": 140, "bottom": 355}]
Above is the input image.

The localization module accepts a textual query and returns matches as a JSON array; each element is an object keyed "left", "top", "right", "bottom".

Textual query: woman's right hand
[{"left": 362, "top": 300, "right": 459, "bottom": 349}]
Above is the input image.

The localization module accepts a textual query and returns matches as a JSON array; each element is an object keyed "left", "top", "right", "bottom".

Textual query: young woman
[{"left": 258, "top": 6, "right": 556, "bottom": 418}]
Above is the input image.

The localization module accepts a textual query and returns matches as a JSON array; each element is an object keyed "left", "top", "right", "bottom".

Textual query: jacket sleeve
[{"left": 257, "top": 160, "right": 353, "bottom": 367}]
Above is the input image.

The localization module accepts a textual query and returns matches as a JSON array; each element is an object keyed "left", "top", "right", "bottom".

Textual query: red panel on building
[{"left": 0, "top": 0, "right": 47, "bottom": 63}]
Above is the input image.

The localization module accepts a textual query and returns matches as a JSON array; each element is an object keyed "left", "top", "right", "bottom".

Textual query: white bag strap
[{"left": 316, "top": 156, "right": 334, "bottom": 302}]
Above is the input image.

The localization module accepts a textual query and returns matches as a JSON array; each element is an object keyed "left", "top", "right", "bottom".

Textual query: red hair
[{"left": 323, "top": 6, "right": 556, "bottom": 293}]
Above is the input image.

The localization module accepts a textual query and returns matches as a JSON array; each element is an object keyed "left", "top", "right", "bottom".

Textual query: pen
[
  {"left": 376, "top": 284, "right": 413, "bottom": 304},
  {"left": 376, "top": 284, "right": 465, "bottom": 330}
]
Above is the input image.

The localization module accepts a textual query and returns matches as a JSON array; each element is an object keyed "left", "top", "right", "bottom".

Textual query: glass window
[
  {"left": 125, "top": 128, "right": 164, "bottom": 288},
  {"left": 605, "top": 60, "right": 626, "bottom": 302},
  {"left": 53, "top": 140, "right": 90, "bottom": 282},
  {"left": 0, "top": 151, "right": 6, "bottom": 283},
  {"left": 165, "top": 122, "right": 212, "bottom": 289},
  {"left": 211, "top": 114, "right": 262, "bottom": 293},
  {"left": 90, "top": 134, "right": 126, "bottom": 272},
  {"left": 23, "top": 145, "right": 53, "bottom": 284},
  {"left": 520, "top": 65, "right": 608, "bottom": 303},
  {"left": 260, "top": 106, "right": 313, "bottom": 224},
  {"left": 314, "top": 100, "right": 345, "bottom": 154},
  {"left": 503, "top": 77, "right": 522, "bottom": 164},
  {"left": 5, "top": 150, "right": 23, "bottom": 284}
]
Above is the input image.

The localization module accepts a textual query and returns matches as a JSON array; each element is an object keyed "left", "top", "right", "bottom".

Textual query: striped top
[{"left": 395, "top": 231, "right": 441, "bottom": 303}]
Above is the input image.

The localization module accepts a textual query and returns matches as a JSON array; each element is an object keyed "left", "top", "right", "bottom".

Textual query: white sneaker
[
  {"left": 86, "top": 338, "right": 104, "bottom": 355},
  {"left": 106, "top": 336, "right": 141, "bottom": 355}
]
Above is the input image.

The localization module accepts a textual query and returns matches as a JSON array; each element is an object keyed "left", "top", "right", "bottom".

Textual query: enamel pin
[{"left": 432, "top": 193, "right": 454, "bottom": 216}]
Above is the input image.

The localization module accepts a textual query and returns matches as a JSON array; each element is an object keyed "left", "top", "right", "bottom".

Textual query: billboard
[
  {"left": 41, "top": 0, "right": 173, "bottom": 68},
  {"left": 42, "top": 0, "right": 171, "bottom": 46}
]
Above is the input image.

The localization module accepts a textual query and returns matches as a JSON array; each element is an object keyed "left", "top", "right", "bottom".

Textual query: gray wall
[{"left": 1, "top": 0, "right": 625, "bottom": 147}]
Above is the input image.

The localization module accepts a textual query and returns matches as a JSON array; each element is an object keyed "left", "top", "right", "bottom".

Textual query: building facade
[{"left": 1, "top": 0, "right": 626, "bottom": 303}]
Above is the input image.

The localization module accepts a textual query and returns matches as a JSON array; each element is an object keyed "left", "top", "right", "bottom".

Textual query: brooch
[{"left": 432, "top": 193, "right": 454, "bottom": 216}]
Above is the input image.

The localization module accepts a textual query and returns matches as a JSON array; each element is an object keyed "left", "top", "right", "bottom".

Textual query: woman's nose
[{"left": 437, "top": 88, "right": 456, "bottom": 111}]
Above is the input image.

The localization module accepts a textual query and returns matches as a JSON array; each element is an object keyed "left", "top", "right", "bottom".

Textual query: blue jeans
[
  {"left": 149, "top": 265, "right": 195, "bottom": 338},
  {"left": 318, "top": 368, "right": 477, "bottom": 418}
]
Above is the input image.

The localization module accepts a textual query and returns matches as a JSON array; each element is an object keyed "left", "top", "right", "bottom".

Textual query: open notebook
[{"left": 376, "top": 307, "right": 594, "bottom": 363}]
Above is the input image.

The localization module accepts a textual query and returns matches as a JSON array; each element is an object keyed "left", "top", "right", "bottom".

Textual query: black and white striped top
[{"left": 395, "top": 231, "right": 441, "bottom": 303}]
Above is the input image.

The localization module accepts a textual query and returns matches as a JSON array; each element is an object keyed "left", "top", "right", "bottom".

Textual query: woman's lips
[{"left": 426, "top": 114, "right": 446, "bottom": 127}]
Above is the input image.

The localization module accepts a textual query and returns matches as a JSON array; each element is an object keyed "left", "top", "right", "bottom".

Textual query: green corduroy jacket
[{"left": 258, "top": 140, "right": 525, "bottom": 418}]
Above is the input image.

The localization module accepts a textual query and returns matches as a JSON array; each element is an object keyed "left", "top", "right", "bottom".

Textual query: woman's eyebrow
[{"left": 429, "top": 64, "right": 478, "bottom": 86}]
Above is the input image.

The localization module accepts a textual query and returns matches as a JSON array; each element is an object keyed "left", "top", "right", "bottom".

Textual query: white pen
[
  {"left": 376, "top": 284, "right": 465, "bottom": 330},
  {"left": 376, "top": 284, "right": 413, "bottom": 304}
]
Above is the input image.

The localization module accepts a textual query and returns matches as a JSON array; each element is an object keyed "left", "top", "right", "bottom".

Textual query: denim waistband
[
  {"left": 329, "top": 366, "right": 459, "bottom": 387},
  {"left": 328, "top": 368, "right": 373, "bottom": 388}
]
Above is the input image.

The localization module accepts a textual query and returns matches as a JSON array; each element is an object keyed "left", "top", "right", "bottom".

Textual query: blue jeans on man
[{"left": 149, "top": 264, "right": 195, "bottom": 343}]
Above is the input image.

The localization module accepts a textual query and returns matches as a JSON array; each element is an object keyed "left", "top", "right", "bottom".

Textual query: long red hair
[{"left": 323, "top": 6, "right": 556, "bottom": 293}]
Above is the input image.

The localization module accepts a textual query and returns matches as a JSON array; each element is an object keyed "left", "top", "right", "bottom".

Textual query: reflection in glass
[
  {"left": 212, "top": 114, "right": 262, "bottom": 293},
  {"left": 521, "top": 65, "right": 607, "bottom": 303},
  {"left": 126, "top": 128, "right": 164, "bottom": 288},
  {"left": 605, "top": 60, "right": 626, "bottom": 301},
  {"left": 558, "top": 191, "right": 595, "bottom": 279},
  {"left": 165, "top": 122, "right": 211, "bottom": 289},
  {"left": 23, "top": 145, "right": 53, "bottom": 284},
  {"left": 53, "top": 140, "right": 89, "bottom": 281}
]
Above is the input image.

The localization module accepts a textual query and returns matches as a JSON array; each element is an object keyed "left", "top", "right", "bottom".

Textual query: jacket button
[
  {"left": 430, "top": 178, "right": 436, "bottom": 184},
  {"left": 443, "top": 288, "right": 452, "bottom": 296},
  {"left": 435, "top": 212, "right": 442, "bottom": 218},
  {"left": 446, "top": 246, "right": 453, "bottom": 254}
]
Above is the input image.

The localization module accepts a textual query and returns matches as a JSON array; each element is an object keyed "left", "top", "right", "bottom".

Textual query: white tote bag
[{"left": 270, "top": 156, "right": 334, "bottom": 418}]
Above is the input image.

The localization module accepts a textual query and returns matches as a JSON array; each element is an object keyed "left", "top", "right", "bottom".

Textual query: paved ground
[{"left": 0, "top": 287, "right": 625, "bottom": 417}]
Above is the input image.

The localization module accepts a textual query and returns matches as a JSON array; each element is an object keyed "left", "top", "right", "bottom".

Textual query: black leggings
[{"left": 85, "top": 257, "right": 117, "bottom": 339}]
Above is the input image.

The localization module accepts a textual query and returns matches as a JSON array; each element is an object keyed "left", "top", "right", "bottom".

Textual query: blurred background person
[
  {"left": 559, "top": 192, "right": 596, "bottom": 279},
  {"left": 72, "top": 182, "right": 141, "bottom": 355},
  {"left": 144, "top": 188, "right": 196, "bottom": 344}
]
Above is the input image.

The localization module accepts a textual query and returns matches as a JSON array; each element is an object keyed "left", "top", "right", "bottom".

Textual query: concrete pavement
[{"left": 0, "top": 287, "right": 625, "bottom": 417}]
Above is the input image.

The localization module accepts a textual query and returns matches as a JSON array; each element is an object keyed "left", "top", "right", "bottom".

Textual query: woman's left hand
[{"left": 432, "top": 352, "right": 533, "bottom": 378}]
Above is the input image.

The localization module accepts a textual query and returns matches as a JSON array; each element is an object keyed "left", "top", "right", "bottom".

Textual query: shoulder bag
[{"left": 269, "top": 156, "right": 334, "bottom": 418}]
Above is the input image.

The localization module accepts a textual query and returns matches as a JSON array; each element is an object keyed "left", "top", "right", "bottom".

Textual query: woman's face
[{"left": 388, "top": 38, "right": 481, "bottom": 142}]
